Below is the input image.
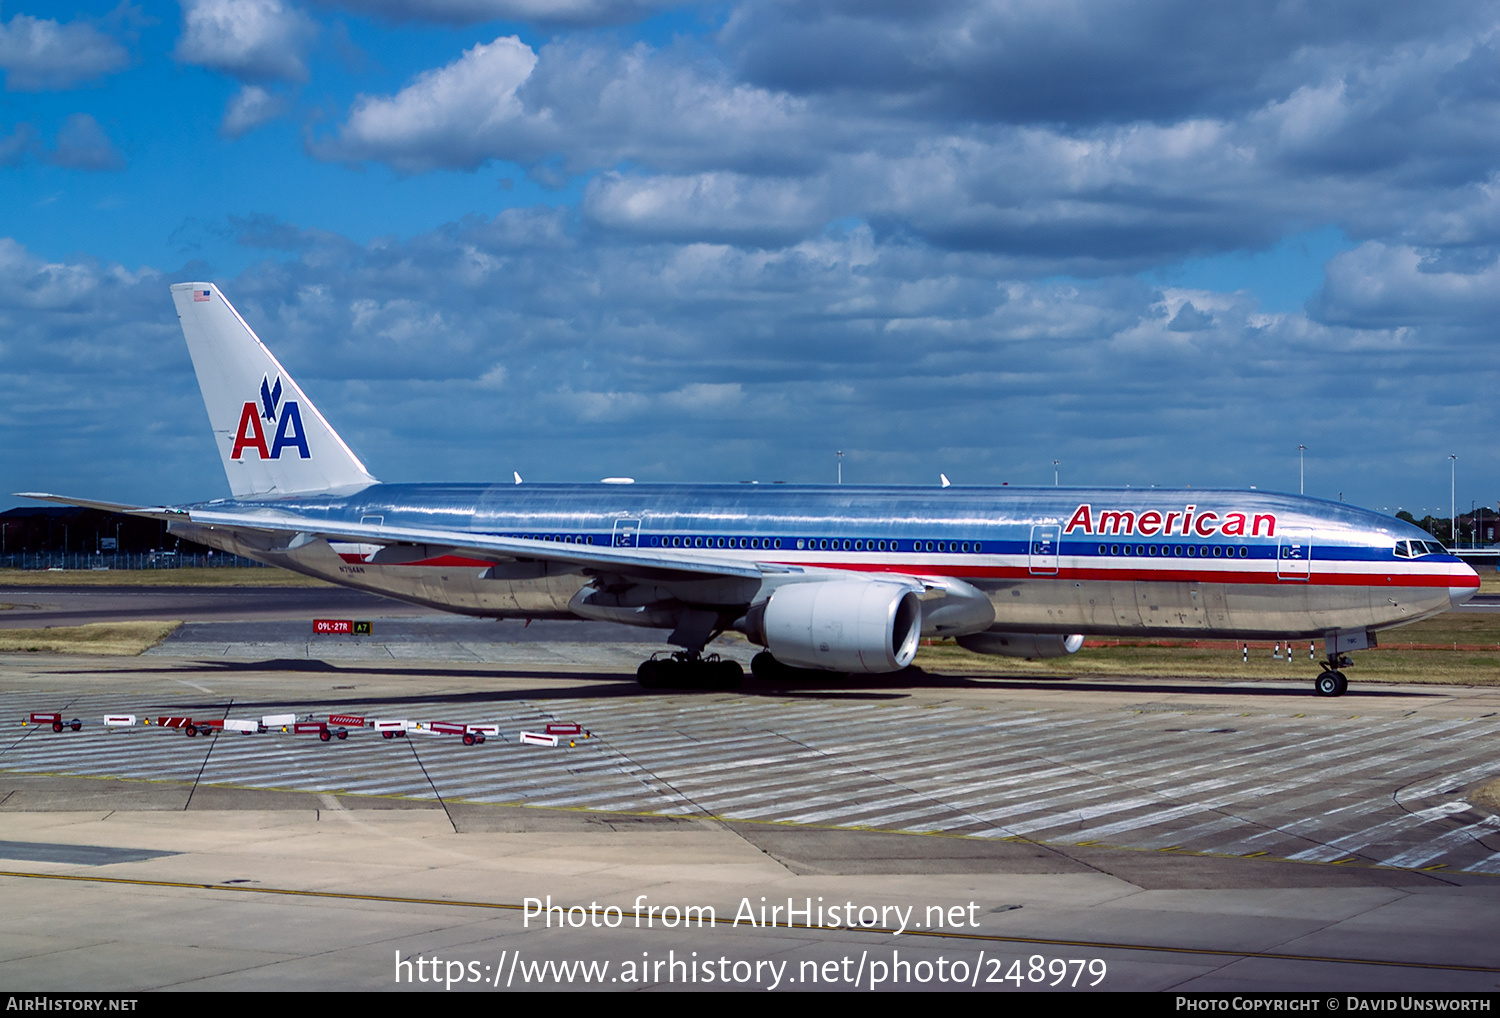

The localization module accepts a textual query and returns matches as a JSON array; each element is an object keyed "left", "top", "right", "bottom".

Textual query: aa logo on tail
[{"left": 231, "top": 375, "right": 309, "bottom": 459}]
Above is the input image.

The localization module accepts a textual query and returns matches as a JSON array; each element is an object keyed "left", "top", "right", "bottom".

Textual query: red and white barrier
[
  {"left": 26, "top": 712, "right": 81, "bottom": 733},
  {"left": 26, "top": 706, "right": 582, "bottom": 749},
  {"left": 372, "top": 719, "right": 413, "bottom": 739}
]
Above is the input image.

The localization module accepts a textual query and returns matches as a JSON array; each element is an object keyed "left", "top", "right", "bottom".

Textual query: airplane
[{"left": 17, "top": 282, "right": 1481, "bottom": 697}]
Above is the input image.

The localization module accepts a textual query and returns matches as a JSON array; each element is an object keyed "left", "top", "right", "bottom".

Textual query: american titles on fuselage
[{"left": 1064, "top": 503, "right": 1276, "bottom": 539}]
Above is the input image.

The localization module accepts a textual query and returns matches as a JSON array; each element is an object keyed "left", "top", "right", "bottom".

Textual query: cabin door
[
  {"left": 1029, "top": 525, "right": 1060, "bottom": 575},
  {"left": 612, "top": 516, "right": 642, "bottom": 548},
  {"left": 1277, "top": 529, "right": 1312, "bottom": 581}
]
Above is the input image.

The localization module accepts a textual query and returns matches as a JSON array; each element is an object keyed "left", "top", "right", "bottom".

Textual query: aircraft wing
[{"left": 182, "top": 506, "right": 773, "bottom": 581}]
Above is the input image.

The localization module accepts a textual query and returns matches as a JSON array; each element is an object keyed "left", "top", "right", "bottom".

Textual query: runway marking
[
  {"left": 3, "top": 690, "right": 1499, "bottom": 876},
  {"left": 1, "top": 867, "right": 1497, "bottom": 974}
]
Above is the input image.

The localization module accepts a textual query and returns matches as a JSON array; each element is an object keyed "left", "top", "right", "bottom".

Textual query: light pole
[
  {"left": 1298, "top": 444, "right": 1307, "bottom": 495},
  {"left": 1450, "top": 454, "right": 1457, "bottom": 548},
  {"left": 1053, "top": 460, "right": 1059, "bottom": 486},
  {"left": 836, "top": 450, "right": 843, "bottom": 485}
]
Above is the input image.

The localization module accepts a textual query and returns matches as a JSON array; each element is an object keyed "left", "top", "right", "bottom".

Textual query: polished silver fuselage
[{"left": 172, "top": 483, "right": 1479, "bottom": 642}]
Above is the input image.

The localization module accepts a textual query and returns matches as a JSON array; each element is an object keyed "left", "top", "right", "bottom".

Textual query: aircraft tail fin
[{"left": 171, "top": 283, "right": 377, "bottom": 498}]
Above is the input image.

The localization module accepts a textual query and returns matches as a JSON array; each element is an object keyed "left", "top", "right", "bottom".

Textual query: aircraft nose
[{"left": 1451, "top": 562, "right": 1481, "bottom": 608}]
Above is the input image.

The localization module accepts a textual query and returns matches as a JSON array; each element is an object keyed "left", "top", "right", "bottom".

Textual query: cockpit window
[{"left": 1396, "top": 539, "right": 1448, "bottom": 558}]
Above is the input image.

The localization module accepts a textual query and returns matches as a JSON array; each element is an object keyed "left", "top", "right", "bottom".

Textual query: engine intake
[{"left": 745, "top": 580, "right": 922, "bottom": 673}]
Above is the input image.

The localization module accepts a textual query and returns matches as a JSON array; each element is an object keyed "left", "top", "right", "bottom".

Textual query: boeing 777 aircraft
[{"left": 19, "top": 283, "right": 1481, "bottom": 696}]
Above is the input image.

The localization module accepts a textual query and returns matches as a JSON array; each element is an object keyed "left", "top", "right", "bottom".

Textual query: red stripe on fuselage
[{"left": 403, "top": 555, "right": 497, "bottom": 567}]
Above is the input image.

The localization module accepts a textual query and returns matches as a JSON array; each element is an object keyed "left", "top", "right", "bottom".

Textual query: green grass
[
  {"left": 0, "top": 621, "right": 181, "bottom": 656},
  {"left": 922, "top": 610, "right": 1500, "bottom": 686}
]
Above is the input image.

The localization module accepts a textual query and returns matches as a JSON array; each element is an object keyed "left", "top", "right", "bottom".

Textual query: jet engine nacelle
[
  {"left": 746, "top": 580, "right": 923, "bottom": 673},
  {"left": 957, "top": 632, "right": 1085, "bottom": 659}
]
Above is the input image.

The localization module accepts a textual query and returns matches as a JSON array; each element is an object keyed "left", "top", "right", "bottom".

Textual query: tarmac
[{"left": 0, "top": 586, "right": 1498, "bottom": 992}]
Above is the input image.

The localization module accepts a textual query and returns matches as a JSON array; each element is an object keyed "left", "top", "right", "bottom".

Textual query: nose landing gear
[{"left": 1315, "top": 652, "right": 1353, "bottom": 697}]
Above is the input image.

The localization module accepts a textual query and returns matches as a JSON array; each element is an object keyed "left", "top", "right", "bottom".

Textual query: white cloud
[
  {"left": 221, "top": 84, "right": 290, "bottom": 136},
  {"left": 0, "top": 122, "right": 37, "bottom": 165},
  {"left": 0, "top": 10, "right": 129, "bottom": 91},
  {"left": 47, "top": 113, "right": 124, "bottom": 171},
  {"left": 315, "top": 0, "right": 671, "bottom": 27},
  {"left": 175, "top": 0, "right": 317, "bottom": 83},
  {"left": 316, "top": 36, "right": 813, "bottom": 177},
  {"left": 318, "top": 35, "right": 537, "bottom": 173},
  {"left": 1313, "top": 242, "right": 1500, "bottom": 328},
  {"left": 584, "top": 171, "right": 829, "bottom": 246}
]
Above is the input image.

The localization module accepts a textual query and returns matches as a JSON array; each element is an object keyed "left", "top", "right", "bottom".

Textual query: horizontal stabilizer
[{"left": 13, "top": 492, "right": 187, "bottom": 520}]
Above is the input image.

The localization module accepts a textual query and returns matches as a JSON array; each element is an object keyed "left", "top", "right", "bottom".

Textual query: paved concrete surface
[
  {"left": 0, "top": 585, "right": 430, "bottom": 629},
  {"left": 146, "top": 616, "right": 677, "bottom": 663},
  {"left": 1, "top": 626, "right": 1498, "bottom": 991}
]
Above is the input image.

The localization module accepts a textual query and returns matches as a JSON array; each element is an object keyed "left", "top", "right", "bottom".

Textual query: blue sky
[{"left": 4, "top": 0, "right": 1500, "bottom": 516}]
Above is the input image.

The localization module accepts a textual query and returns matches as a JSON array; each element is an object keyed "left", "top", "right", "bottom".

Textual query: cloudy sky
[{"left": 3, "top": 1, "right": 1499, "bottom": 517}]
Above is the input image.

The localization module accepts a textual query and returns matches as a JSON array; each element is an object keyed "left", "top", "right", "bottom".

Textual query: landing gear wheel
[
  {"left": 709, "top": 659, "right": 744, "bottom": 690},
  {"left": 1315, "top": 671, "right": 1345, "bottom": 697},
  {"left": 639, "top": 652, "right": 744, "bottom": 690},
  {"left": 637, "top": 659, "right": 662, "bottom": 689},
  {"left": 1315, "top": 647, "right": 1353, "bottom": 696}
]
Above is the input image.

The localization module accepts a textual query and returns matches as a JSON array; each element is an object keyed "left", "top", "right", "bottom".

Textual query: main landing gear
[
  {"left": 637, "top": 651, "right": 744, "bottom": 690},
  {"left": 1315, "top": 652, "right": 1352, "bottom": 697}
]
